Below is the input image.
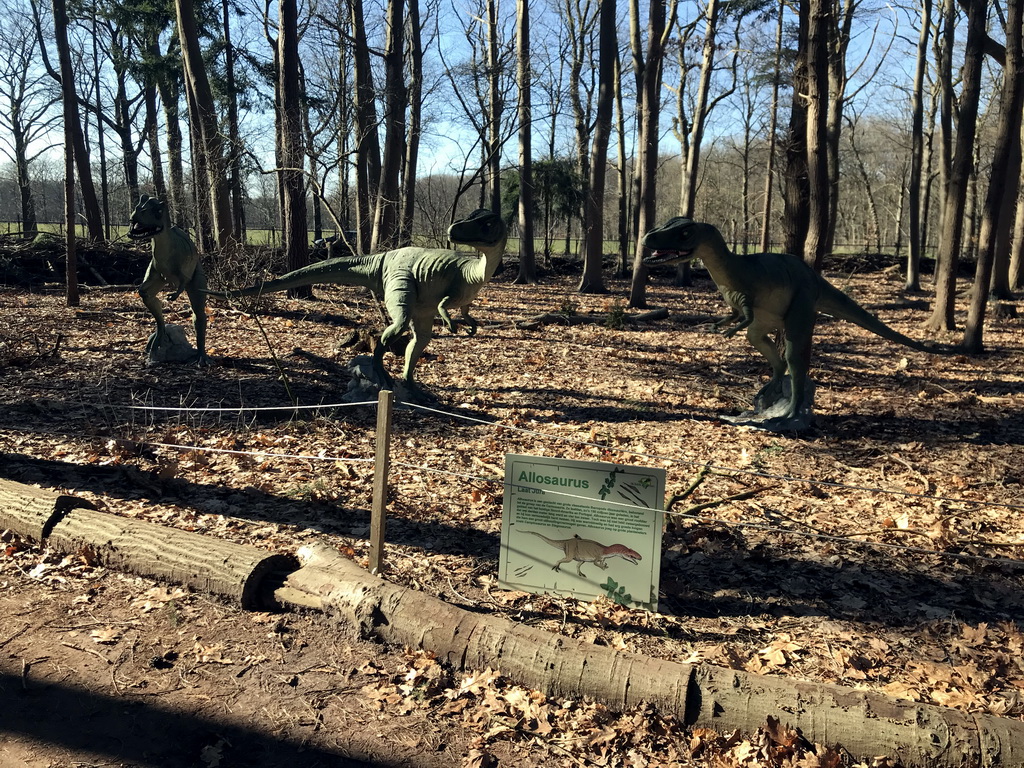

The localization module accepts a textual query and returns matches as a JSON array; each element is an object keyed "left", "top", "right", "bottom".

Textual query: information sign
[{"left": 499, "top": 453, "right": 665, "bottom": 611}]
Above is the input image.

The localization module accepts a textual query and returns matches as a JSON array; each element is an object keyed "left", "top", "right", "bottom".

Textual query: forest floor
[{"left": 2, "top": 250, "right": 1024, "bottom": 767}]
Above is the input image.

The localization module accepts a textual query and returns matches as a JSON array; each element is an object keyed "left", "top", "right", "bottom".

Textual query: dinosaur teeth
[{"left": 643, "top": 249, "right": 689, "bottom": 265}]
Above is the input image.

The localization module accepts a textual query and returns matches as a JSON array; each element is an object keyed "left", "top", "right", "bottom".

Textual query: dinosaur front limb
[
  {"left": 718, "top": 290, "right": 754, "bottom": 338},
  {"left": 459, "top": 308, "right": 478, "bottom": 336},
  {"left": 438, "top": 300, "right": 479, "bottom": 336}
]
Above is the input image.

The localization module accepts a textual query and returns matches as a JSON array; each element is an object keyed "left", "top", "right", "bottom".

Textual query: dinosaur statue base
[
  {"left": 722, "top": 376, "right": 816, "bottom": 432},
  {"left": 342, "top": 354, "right": 432, "bottom": 404},
  {"left": 146, "top": 324, "right": 200, "bottom": 365}
]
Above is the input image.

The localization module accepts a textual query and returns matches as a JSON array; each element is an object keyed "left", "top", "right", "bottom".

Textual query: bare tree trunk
[
  {"left": 144, "top": 83, "right": 166, "bottom": 202},
  {"left": 578, "top": 0, "right": 615, "bottom": 294},
  {"left": 31, "top": 0, "right": 103, "bottom": 241},
  {"left": 615, "top": 54, "right": 630, "bottom": 276},
  {"left": 223, "top": 0, "right": 244, "bottom": 240},
  {"left": 906, "top": 0, "right": 932, "bottom": 291},
  {"left": 803, "top": 0, "right": 830, "bottom": 269},
  {"left": 55, "top": 0, "right": 78, "bottom": 305},
  {"left": 151, "top": 40, "right": 187, "bottom": 228},
  {"left": 759, "top": 0, "right": 784, "bottom": 253},
  {"left": 278, "top": 0, "right": 309, "bottom": 294},
  {"left": 371, "top": 0, "right": 405, "bottom": 252},
  {"left": 823, "top": 0, "right": 855, "bottom": 262},
  {"left": 627, "top": 0, "right": 673, "bottom": 308},
  {"left": 401, "top": 0, "right": 423, "bottom": 248},
  {"left": 184, "top": 77, "right": 215, "bottom": 251},
  {"left": 486, "top": 0, "right": 502, "bottom": 214},
  {"left": 350, "top": 0, "right": 381, "bottom": 254},
  {"left": 935, "top": 0, "right": 954, "bottom": 237},
  {"left": 925, "top": 0, "right": 985, "bottom": 333},
  {"left": 90, "top": 16, "right": 110, "bottom": 240},
  {"left": 782, "top": 0, "right": 809, "bottom": 256},
  {"left": 846, "top": 114, "right": 881, "bottom": 252},
  {"left": 176, "top": 0, "right": 233, "bottom": 249},
  {"left": 515, "top": 0, "right": 537, "bottom": 284},
  {"left": 963, "top": 0, "right": 1023, "bottom": 351},
  {"left": 566, "top": 0, "right": 597, "bottom": 242},
  {"left": 1010, "top": 140, "right": 1024, "bottom": 290},
  {"left": 679, "top": 0, "right": 720, "bottom": 218}
]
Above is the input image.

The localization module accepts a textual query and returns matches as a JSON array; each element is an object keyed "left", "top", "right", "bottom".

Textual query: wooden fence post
[{"left": 368, "top": 389, "right": 393, "bottom": 574}]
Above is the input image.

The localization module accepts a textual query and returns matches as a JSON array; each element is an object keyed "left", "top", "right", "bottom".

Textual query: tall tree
[
  {"left": 350, "top": 0, "right": 381, "bottom": 253},
  {"left": 578, "top": 0, "right": 615, "bottom": 294},
  {"left": 627, "top": 0, "right": 675, "bottom": 308},
  {"left": 781, "top": 0, "right": 809, "bottom": 256},
  {"left": 803, "top": 0, "right": 831, "bottom": 269},
  {"left": 372, "top": 0, "right": 406, "bottom": 251},
  {"left": 175, "top": 0, "right": 233, "bottom": 248},
  {"left": 564, "top": 0, "right": 599, "bottom": 244},
  {"left": 401, "top": 0, "right": 424, "bottom": 247},
  {"left": 52, "top": 0, "right": 79, "bottom": 304},
  {"left": 759, "top": 0, "right": 784, "bottom": 252},
  {"left": 222, "top": 0, "right": 244, "bottom": 239},
  {"left": 277, "top": 0, "right": 308, "bottom": 291},
  {"left": 963, "top": 0, "right": 1023, "bottom": 350},
  {"left": 515, "top": 0, "right": 537, "bottom": 284},
  {"left": 0, "top": 0, "right": 57, "bottom": 238},
  {"left": 485, "top": 0, "right": 503, "bottom": 213},
  {"left": 32, "top": 0, "right": 104, "bottom": 241},
  {"left": 925, "top": 0, "right": 985, "bottom": 332},
  {"left": 905, "top": 0, "right": 932, "bottom": 291}
]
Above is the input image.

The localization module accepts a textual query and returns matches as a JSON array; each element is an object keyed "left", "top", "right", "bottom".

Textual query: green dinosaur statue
[
  {"left": 212, "top": 209, "right": 507, "bottom": 397},
  {"left": 643, "top": 216, "right": 936, "bottom": 430},
  {"left": 128, "top": 194, "right": 209, "bottom": 366}
]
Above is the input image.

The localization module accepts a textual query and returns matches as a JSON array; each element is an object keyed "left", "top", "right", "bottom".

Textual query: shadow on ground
[{"left": 0, "top": 669, "right": 388, "bottom": 768}]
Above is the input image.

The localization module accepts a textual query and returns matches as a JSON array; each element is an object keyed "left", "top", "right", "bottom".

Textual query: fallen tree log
[
  {"left": 47, "top": 506, "right": 296, "bottom": 610},
  {"left": 5, "top": 478, "right": 1024, "bottom": 765},
  {"left": 1, "top": 478, "right": 294, "bottom": 610},
  {"left": 277, "top": 543, "right": 1024, "bottom": 768},
  {"left": 0, "top": 478, "right": 95, "bottom": 541}
]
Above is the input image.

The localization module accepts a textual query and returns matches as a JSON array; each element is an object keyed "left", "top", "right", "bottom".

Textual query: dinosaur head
[
  {"left": 128, "top": 194, "right": 167, "bottom": 241},
  {"left": 641, "top": 216, "right": 700, "bottom": 266},
  {"left": 604, "top": 544, "right": 642, "bottom": 564},
  {"left": 448, "top": 209, "right": 507, "bottom": 248}
]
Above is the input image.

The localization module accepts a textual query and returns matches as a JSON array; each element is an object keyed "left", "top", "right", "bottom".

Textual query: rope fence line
[
  {"left": 63, "top": 395, "right": 1024, "bottom": 513},
  {"left": 144, "top": 437, "right": 1024, "bottom": 570},
  {"left": 147, "top": 441, "right": 375, "bottom": 465},
  {"left": 404, "top": 402, "right": 1024, "bottom": 514},
  {"left": 112, "top": 400, "right": 378, "bottom": 413}
]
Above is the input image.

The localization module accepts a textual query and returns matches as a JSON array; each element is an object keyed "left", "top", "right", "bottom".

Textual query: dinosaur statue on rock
[
  {"left": 211, "top": 209, "right": 507, "bottom": 398},
  {"left": 128, "top": 194, "right": 209, "bottom": 366},
  {"left": 643, "top": 216, "right": 938, "bottom": 431}
]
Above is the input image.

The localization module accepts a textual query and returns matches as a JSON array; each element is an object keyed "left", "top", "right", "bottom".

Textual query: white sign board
[{"left": 499, "top": 453, "right": 665, "bottom": 611}]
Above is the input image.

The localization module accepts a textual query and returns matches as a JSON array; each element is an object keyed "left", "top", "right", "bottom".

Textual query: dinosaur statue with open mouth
[
  {"left": 643, "top": 216, "right": 938, "bottom": 431},
  {"left": 210, "top": 209, "right": 507, "bottom": 400},
  {"left": 129, "top": 194, "right": 209, "bottom": 366}
]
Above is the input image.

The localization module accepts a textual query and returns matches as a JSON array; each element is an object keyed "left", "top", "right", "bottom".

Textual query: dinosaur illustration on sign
[{"left": 522, "top": 530, "right": 642, "bottom": 578}]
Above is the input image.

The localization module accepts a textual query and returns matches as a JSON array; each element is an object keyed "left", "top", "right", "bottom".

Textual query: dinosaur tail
[
  {"left": 521, "top": 530, "right": 560, "bottom": 547},
  {"left": 817, "top": 281, "right": 938, "bottom": 353},
  {"left": 213, "top": 255, "right": 380, "bottom": 298}
]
